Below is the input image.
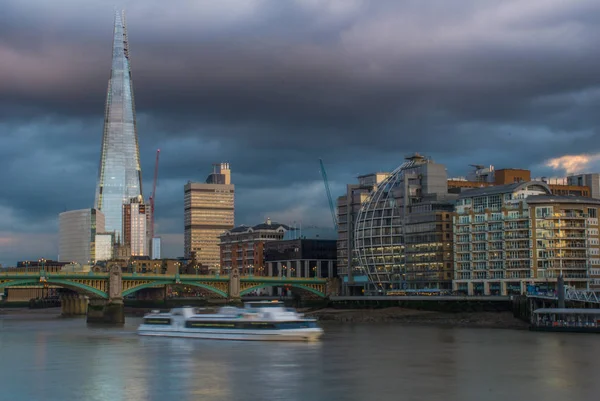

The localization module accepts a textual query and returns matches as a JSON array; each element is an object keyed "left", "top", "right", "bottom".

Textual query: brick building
[{"left": 219, "top": 219, "right": 288, "bottom": 275}]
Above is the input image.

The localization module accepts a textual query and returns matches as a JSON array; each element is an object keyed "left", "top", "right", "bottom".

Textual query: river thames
[{"left": 1, "top": 310, "right": 599, "bottom": 401}]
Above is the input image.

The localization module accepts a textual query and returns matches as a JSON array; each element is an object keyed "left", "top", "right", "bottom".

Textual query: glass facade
[
  {"left": 95, "top": 233, "right": 114, "bottom": 261},
  {"left": 353, "top": 155, "right": 454, "bottom": 294},
  {"left": 59, "top": 209, "right": 105, "bottom": 265},
  {"left": 95, "top": 11, "right": 143, "bottom": 241}
]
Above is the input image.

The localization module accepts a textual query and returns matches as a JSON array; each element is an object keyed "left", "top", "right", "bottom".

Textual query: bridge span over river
[{"left": 0, "top": 267, "right": 335, "bottom": 323}]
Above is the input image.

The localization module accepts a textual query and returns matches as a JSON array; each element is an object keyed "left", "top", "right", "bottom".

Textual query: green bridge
[
  {"left": 1, "top": 267, "right": 334, "bottom": 324},
  {"left": 0, "top": 269, "right": 331, "bottom": 299}
]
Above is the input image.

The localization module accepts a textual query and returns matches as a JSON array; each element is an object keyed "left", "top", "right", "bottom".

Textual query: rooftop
[
  {"left": 526, "top": 195, "right": 600, "bottom": 205},
  {"left": 222, "top": 219, "right": 289, "bottom": 236},
  {"left": 458, "top": 181, "right": 551, "bottom": 198}
]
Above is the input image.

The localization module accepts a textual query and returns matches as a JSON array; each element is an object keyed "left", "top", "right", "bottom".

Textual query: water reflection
[{"left": 1, "top": 315, "right": 600, "bottom": 401}]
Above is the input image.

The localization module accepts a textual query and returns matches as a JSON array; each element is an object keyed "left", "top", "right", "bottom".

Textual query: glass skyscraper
[{"left": 94, "top": 11, "right": 143, "bottom": 242}]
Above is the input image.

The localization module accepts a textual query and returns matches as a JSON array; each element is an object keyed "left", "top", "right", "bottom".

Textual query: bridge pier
[
  {"left": 60, "top": 294, "right": 88, "bottom": 316},
  {"left": 227, "top": 267, "right": 241, "bottom": 305},
  {"left": 86, "top": 299, "right": 124, "bottom": 324},
  {"left": 86, "top": 265, "right": 124, "bottom": 325}
]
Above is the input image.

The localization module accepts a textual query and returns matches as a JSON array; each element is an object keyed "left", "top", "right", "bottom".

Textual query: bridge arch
[
  {"left": 122, "top": 280, "right": 228, "bottom": 298},
  {"left": 240, "top": 283, "right": 325, "bottom": 298},
  {"left": 0, "top": 279, "right": 108, "bottom": 299}
]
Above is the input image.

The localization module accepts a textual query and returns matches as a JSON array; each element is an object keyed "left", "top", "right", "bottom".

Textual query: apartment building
[{"left": 453, "top": 181, "right": 600, "bottom": 295}]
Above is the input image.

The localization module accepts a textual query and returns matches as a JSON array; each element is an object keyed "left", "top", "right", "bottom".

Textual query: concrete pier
[
  {"left": 86, "top": 299, "right": 125, "bottom": 324},
  {"left": 86, "top": 265, "right": 124, "bottom": 325},
  {"left": 60, "top": 294, "right": 89, "bottom": 316}
]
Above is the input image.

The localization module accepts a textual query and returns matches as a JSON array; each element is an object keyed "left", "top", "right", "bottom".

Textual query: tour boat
[{"left": 137, "top": 301, "right": 323, "bottom": 341}]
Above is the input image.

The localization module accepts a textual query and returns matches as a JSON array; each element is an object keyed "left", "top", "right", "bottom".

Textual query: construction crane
[
  {"left": 148, "top": 149, "right": 161, "bottom": 241},
  {"left": 319, "top": 158, "right": 338, "bottom": 230}
]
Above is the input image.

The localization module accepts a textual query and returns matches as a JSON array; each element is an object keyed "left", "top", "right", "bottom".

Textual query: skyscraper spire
[{"left": 95, "top": 10, "right": 143, "bottom": 240}]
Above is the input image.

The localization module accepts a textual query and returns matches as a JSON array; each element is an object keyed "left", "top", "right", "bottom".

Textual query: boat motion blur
[{"left": 137, "top": 301, "right": 323, "bottom": 341}]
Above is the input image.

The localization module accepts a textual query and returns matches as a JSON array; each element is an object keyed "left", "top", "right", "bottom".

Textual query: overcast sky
[{"left": 1, "top": 0, "right": 600, "bottom": 265}]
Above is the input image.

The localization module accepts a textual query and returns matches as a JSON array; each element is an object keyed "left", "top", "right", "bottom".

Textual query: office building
[
  {"left": 94, "top": 11, "right": 143, "bottom": 241},
  {"left": 264, "top": 239, "right": 337, "bottom": 279},
  {"left": 567, "top": 173, "right": 600, "bottom": 198},
  {"left": 95, "top": 233, "right": 115, "bottom": 261},
  {"left": 59, "top": 208, "right": 105, "bottom": 265},
  {"left": 453, "top": 181, "right": 600, "bottom": 295},
  {"left": 336, "top": 172, "right": 389, "bottom": 295},
  {"left": 353, "top": 154, "right": 457, "bottom": 294},
  {"left": 151, "top": 237, "right": 161, "bottom": 260},
  {"left": 122, "top": 196, "right": 148, "bottom": 257},
  {"left": 219, "top": 218, "right": 288, "bottom": 275},
  {"left": 184, "top": 163, "right": 235, "bottom": 268}
]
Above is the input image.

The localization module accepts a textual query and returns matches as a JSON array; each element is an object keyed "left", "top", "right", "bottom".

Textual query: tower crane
[{"left": 319, "top": 158, "right": 338, "bottom": 230}]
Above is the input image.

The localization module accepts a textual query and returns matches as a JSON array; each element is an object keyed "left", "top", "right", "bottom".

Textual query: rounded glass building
[{"left": 353, "top": 154, "right": 452, "bottom": 294}]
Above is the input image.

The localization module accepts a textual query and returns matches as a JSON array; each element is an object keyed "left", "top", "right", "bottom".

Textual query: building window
[
  {"left": 535, "top": 207, "right": 552, "bottom": 218},
  {"left": 589, "top": 208, "right": 597, "bottom": 218}
]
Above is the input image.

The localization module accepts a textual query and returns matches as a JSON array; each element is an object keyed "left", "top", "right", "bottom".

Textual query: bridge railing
[
  {"left": 0, "top": 270, "right": 329, "bottom": 284},
  {"left": 0, "top": 271, "right": 107, "bottom": 276},
  {"left": 239, "top": 275, "right": 327, "bottom": 282}
]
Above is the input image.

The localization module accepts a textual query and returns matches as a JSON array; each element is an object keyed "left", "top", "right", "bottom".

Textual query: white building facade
[{"left": 59, "top": 208, "right": 105, "bottom": 265}]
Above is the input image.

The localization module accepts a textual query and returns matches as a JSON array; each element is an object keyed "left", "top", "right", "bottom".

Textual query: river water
[{"left": 1, "top": 311, "right": 599, "bottom": 401}]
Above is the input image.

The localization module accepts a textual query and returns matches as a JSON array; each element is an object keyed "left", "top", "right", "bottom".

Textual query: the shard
[{"left": 94, "top": 11, "right": 143, "bottom": 241}]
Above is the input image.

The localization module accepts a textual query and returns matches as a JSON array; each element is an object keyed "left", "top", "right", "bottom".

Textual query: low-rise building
[
  {"left": 453, "top": 181, "right": 600, "bottom": 295},
  {"left": 219, "top": 219, "right": 288, "bottom": 275},
  {"left": 264, "top": 239, "right": 337, "bottom": 278}
]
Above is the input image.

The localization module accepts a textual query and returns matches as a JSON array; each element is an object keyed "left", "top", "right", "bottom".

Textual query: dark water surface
[{"left": 1, "top": 311, "right": 599, "bottom": 401}]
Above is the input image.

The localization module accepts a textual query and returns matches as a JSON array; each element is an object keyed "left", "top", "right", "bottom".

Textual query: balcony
[
  {"left": 538, "top": 271, "right": 589, "bottom": 279},
  {"left": 504, "top": 233, "right": 529, "bottom": 240},
  {"left": 551, "top": 212, "right": 588, "bottom": 219},
  {"left": 506, "top": 263, "right": 531, "bottom": 270},
  {"left": 556, "top": 223, "right": 586, "bottom": 229},
  {"left": 506, "top": 271, "right": 531, "bottom": 279},
  {"left": 539, "top": 263, "right": 588, "bottom": 270}
]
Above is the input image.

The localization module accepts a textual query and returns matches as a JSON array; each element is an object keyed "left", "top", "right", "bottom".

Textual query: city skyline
[{"left": 1, "top": 1, "right": 600, "bottom": 266}]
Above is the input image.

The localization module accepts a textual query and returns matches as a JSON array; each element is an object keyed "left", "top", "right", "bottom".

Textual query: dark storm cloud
[{"left": 1, "top": 0, "right": 600, "bottom": 264}]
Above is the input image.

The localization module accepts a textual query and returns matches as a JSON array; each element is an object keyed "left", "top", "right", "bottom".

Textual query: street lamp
[{"left": 39, "top": 258, "right": 46, "bottom": 276}]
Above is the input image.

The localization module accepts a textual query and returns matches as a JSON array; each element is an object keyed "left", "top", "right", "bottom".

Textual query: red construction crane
[{"left": 149, "top": 149, "right": 160, "bottom": 240}]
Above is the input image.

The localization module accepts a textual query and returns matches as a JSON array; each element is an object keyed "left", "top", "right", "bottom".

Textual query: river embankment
[
  {"left": 303, "top": 307, "right": 529, "bottom": 329},
  {"left": 1, "top": 305, "right": 529, "bottom": 329}
]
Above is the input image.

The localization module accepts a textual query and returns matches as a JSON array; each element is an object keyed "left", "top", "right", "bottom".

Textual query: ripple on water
[{"left": 1, "top": 315, "right": 600, "bottom": 401}]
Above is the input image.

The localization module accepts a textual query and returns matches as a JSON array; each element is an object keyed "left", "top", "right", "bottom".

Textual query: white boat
[{"left": 137, "top": 301, "right": 323, "bottom": 342}]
